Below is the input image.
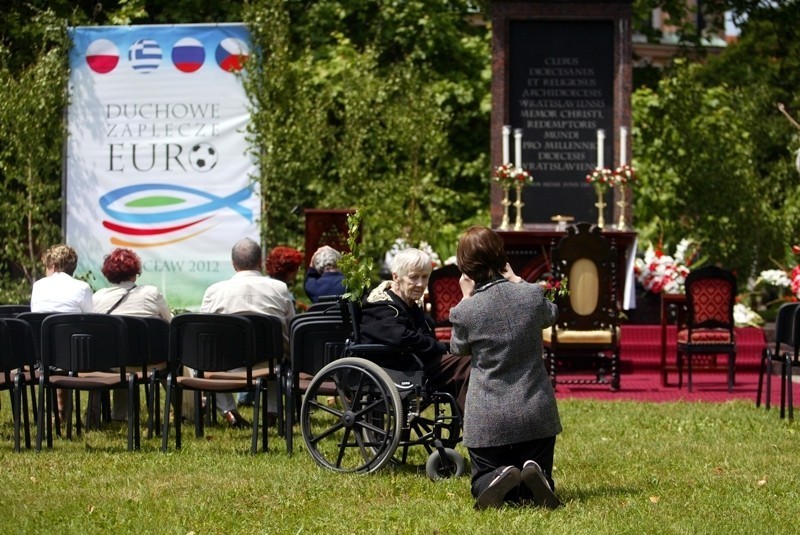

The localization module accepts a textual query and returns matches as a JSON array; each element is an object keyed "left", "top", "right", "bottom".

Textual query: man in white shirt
[{"left": 200, "top": 238, "right": 294, "bottom": 427}]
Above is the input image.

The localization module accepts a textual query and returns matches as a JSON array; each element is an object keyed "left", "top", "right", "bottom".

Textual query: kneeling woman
[{"left": 449, "top": 226, "right": 562, "bottom": 510}]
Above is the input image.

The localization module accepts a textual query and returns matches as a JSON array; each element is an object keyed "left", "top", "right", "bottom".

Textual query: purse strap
[{"left": 105, "top": 285, "right": 136, "bottom": 314}]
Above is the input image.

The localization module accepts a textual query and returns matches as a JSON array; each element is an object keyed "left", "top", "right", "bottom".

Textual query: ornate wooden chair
[
  {"left": 543, "top": 222, "right": 621, "bottom": 391},
  {"left": 676, "top": 266, "right": 737, "bottom": 392},
  {"left": 426, "top": 264, "right": 462, "bottom": 342}
]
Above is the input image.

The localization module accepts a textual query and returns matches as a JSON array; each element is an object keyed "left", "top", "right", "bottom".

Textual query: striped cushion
[{"left": 677, "top": 328, "right": 733, "bottom": 344}]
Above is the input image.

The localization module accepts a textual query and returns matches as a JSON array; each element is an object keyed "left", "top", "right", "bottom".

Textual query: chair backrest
[
  {"left": 40, "top": 313, "right": 129, "bottom": 374},
  {"left": 684, "top": 266, "right": 737, "bottom": 330},
  {"left": 0, "top": 318, "right": 38, "bottom": 374},
  {"left": 239, "top": 313, "right": 284, "bottom": 367},
  {"left": 139, "top": 316, "right": 170, "bottom": 366},
  {"left": 550, "top": 221, "right": 618, "bottom": 331},
  {"left": 0, "top": 318, "right": 36, "bottom": 387},
  {"left": 772, "top": 302, "right": 800, "bottom": 353},
  {"left": 427, "top": 264, "right": 462, "bottom": 327},
  {"left": 169, "top": 313, "right": 256, "bottom": 374},
  {"left": 289, "top": 316, "right": 347, "bottom": 377},
  {"left": 0, "top": 305, "right": 31, "bottom": 318},
  {"left": 16, "top": 312, "right": 55, "bottom": 362}
]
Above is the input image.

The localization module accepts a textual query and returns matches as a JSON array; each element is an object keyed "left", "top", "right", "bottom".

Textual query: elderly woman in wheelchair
[{"left": 299, "top": 248, "right": 471, "bottom": 478}]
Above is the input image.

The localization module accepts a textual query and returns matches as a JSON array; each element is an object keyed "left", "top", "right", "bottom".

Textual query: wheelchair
[{"left": 299, "top": 300, "right": 465, "bottom": 479}]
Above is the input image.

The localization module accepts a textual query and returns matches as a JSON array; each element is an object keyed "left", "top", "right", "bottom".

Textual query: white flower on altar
[
  {"left": 755, "top": 269, "right": 791, "bottom": 288},
  {"left": 734, "top": 302, "right": 764, "bottom": 327}
]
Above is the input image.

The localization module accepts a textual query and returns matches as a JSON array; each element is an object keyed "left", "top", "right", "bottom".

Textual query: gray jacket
[{"left": 449, "top": 278, "right": 562, "bottom": 448}]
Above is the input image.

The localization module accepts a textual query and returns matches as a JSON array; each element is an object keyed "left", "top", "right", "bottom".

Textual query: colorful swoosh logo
[{"left": 99, "top": 183, "right": 254, "bottom": 247}]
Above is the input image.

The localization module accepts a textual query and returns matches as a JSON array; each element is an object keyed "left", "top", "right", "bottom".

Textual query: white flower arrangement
[
  {"left": 634, "top": 239, "right": 699, "bottom": 294},
  {"left": 734, "top": 302, "right": 764, "bottom": 327},
  {"left": 755, "top": 269, "right": 792, "bottom": 289}
]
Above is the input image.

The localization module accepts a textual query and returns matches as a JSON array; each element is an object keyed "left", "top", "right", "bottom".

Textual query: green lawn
[{"left": 0, "top": 397, "right": 796, "bottom": 534}]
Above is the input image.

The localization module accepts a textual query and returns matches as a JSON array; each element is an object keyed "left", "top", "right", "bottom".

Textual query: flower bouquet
[
  {"left": 612, "top": 164, "right": 637, "bottom": 186},
  {"left": 542, "top": 276, "right": 570, "bottom": 303},
  {"left": 493, "top": 162, "right": 532, "bottom": 186},
  {"left": 634, "top": 239, "right": 700, "bottom": 294},
  {"left": 585, "top": 167, "right": 615, "bottom": 193}
]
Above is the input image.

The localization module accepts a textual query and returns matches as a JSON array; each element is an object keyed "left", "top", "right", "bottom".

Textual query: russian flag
[{"left": 172, "top": 37, "right": 205, "bottom": 73}]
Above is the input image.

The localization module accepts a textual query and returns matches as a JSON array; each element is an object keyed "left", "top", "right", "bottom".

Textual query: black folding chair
[
  {"left": 36, "top": 313, "right": 139, "bottom": 451},
  {"left": 161, "top": 313, "right": 270, "bottom": 454}
]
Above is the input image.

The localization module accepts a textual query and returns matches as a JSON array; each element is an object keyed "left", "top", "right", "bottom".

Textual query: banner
[{"left": 66, "top": 24, "right": 258, "bottom": 309}]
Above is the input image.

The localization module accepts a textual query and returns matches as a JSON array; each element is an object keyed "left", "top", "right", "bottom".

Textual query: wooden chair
[
  {"left": 676, "top": 266, "right": 737, "bottom": 392},
  {"left": 543, "top": 222, "right": 621, "bottom": 391},
  {"left": 426, "top": 264, "right": 462, "bottom": 342}
]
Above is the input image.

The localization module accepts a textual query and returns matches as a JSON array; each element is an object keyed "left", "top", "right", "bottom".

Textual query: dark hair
[
  {"left": 102, "top": 248, "right": 142, "bottom": 284},
  {"left": 266, "top": 246, "right": 303, "bottom": 282},
  {"left": 456, "top": 226, "right": 508, "bottom": 285}
]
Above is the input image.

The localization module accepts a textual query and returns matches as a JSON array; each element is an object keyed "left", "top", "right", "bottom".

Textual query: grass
[{"left": 0, "top": 396, "right": 798, "bottom": 534}]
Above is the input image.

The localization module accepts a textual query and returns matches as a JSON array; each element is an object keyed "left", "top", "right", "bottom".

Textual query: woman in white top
[
  {"left": 93, "top": 248, "right": 172, "bottom": 321},
  {"left": 30, "top": 244, "right": 93, "bottom": 313},
  {"left": 92, "top": 247, "right": 172, "bottom": 421}
]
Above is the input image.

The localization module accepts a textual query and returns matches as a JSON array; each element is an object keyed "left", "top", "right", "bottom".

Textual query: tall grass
[{"left": 0, "top": 397, "right": 796, "bottom": 534}]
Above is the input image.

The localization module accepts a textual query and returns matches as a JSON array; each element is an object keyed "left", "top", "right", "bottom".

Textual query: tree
[
  {"left": 0, "top": 10, "right": 69, "bottom": 301},
  {"left": 632, "top": 1, "right": 800, "bottom": 286},
  {"left": 243, "top": 0, "right": 491, "bottom": 265}
]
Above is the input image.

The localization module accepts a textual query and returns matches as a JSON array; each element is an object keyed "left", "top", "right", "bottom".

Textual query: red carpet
[{"left": 553, "top": 325, "right": 800, "bottom": 404}]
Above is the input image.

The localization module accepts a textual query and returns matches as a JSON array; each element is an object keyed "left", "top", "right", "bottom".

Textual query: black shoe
[
  {"left": 475, "top": 466, "right": 522, "bottom": 510},
  {"left": 224, "top": 410, "right": 250, "bottom": 429},
  {"left": 521, "top": 460, "right": 560, "bottom": 509}
]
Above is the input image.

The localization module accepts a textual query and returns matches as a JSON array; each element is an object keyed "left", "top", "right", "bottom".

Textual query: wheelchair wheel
[
  {"left": 425, "top": 448, "right": 466, "bottom": 481},
  {"left": 301, "top": 357, "right": 403, "bottom": 473}
]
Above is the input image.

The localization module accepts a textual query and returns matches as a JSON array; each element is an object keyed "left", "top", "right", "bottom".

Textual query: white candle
[
  {"left": 620, "top": 126, "right": 628, "bottom": 166},
  {"left": 597, "top": 129, "right": 605, "bottom": 168},
  {"left": 502, "top": 125, "right": 511, "bottom": 164},
  {"left": 514, "top": 128, "right": 523, "bottom": 170}
]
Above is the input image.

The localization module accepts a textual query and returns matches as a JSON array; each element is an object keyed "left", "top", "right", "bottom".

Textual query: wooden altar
[{"left": 497, "top": 223, "right": 637, "bottom": 308}]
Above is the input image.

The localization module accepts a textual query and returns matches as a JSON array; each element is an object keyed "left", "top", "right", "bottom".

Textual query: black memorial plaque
[{"left": 509, "top": 20, "right": 614, "bottom": 223}]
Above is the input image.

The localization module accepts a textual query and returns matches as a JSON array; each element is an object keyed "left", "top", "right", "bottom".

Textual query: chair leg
[
  {"left": 727, "top": 353, "right": 735, "bottom": 393},
  {"left": 786, "top": 358, "right": 794, "bottom": 421},
  {"left": 677, "top": 351, "right": 683, "bottom": 390},
  {"left": 161, "top": 377, "right": 171, "bottom": 452},
  {"left": 756, "top": 350, "right": 766, "bottom": 408},
  {"left": 765, "top": 354, "right": 774, "bottom": 410},
  {"left": 687, "top": 353, "right": 693, "bottom": 393},
  {"left": 780, "top": 360, "right": 787, "bottom": 419}
]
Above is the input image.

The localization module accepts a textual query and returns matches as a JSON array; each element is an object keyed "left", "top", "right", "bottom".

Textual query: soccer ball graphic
[{"left": 188, "top": 142, "right": 218, "bottom": 172}]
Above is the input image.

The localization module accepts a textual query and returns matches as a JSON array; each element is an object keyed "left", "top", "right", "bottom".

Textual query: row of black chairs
[{"left": 0, "top": 311, "right": 284, "bottom": 454}]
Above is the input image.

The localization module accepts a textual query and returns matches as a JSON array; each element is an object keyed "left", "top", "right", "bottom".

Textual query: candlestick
[
  {"left": 597, "top": 129, "right": 605, "bottom": 169},
  {"left": 502, "top": 125, "right": 511, "bottom": 164},
  {"left": 514, "top": 128, "right": 523, "bottom": 170},
  {"left": 514, "top": 182, "right": 524, "bottom": 231},
  {"left": 500, "top": 184, "right": 511, "bottom": 230},
  {"left": 620, "top": 126, "right": 628, "bottom": 166}
]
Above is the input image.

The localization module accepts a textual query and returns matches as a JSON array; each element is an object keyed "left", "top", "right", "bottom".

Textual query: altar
[{"left": 496, "top": 224, "right": 638, "bottom": 310}]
